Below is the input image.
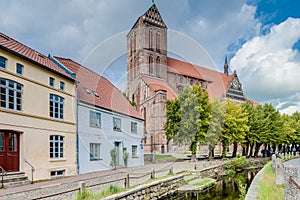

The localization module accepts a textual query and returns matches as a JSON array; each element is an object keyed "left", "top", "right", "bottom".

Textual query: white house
[{"left": 55, "top": 57, "right": 144, "bottom": 174}]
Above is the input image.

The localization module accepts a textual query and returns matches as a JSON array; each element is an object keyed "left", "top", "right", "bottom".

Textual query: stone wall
[{"left": 102, "top": 175, "right": 184, "bottom": 200}]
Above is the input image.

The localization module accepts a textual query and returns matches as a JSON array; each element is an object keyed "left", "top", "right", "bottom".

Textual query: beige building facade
[
  {"left": 127, "top": 4, "right": 247, "bottom": 153},
  {"left": 0, "top": 32, "right": 77, "bottom": 181}
]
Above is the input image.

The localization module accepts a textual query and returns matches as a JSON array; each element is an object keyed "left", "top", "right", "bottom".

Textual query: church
[{"left": 126, "top": 4, "right": 248, "bottom": 153}]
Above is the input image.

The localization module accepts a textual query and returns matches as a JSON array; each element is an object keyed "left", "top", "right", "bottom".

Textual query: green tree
[
  {"left": 164, "top": 98, "right": 181, "bottom": 150},
  {"left": 205, "top": 98, "right": 225, "bottom": 159},
  {"left": 174, "top": 85, "right": 211, "bottom": 161},
  {"left": 220, "top": 99, "right": 249, "bottom": 158}
]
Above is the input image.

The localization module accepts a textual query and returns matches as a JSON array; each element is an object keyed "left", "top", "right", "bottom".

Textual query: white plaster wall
[{"left": 78, "top": 102, "right": 144, "bottom": 174}]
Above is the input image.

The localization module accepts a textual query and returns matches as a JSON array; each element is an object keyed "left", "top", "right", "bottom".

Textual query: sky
[{"left": 0, "top": 0, "right": 300, "bottom": 114}]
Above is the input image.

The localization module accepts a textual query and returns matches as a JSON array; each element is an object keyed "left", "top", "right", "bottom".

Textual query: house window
[
  {"left": 49, "top": 77, "right": 55, "bottom": 87},
  {"left": 178, "top": 86, "right": 183, "bottom": 93},
  {"left": 49, "top": 94, "right": 64, "bottom": 119},
  {"left": 90, "top": 111, "right": 101, "bottom": 128},
  {"left": 179, "top": 77, "right": 184, "bottom": 84},
  {"left": 113, "top": 117, "right": 121, "bottom": 131},
  {"left": 90, "top": 143, "right": 101, "bottom": 161},
  {"left": 0, "top": 78, "right": 23, "bottom": 111},
  {"left": 149, "top": 29, "right": 153, "bottom": 49},
  {"left": 50, "top": 135, "right": 64, "bottom": 158},
  {"left": 131, "top": 122, "right": 137, "bottom": 134},
  {"left": 60, "top": 81, "right": 65, "bottom": 91},
  {"left": 132, "top": 145, "right": 138, "bottom": 158},
  {"left": 16, "top": 63, "right": 24, "bottom": 75},
  {"left": 50, "top": 170, "right": 65, "bottom": 178},
  {"left": 190, "top": 80, "right": 194, "bottom": 85},
  {"left": 0, "top": 57, "right": 7, "bottom": 69}
]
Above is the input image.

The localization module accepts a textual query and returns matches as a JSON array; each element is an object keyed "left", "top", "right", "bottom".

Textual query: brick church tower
[{"left": 127, "top": 4, "right": 248, "bottom": 153}]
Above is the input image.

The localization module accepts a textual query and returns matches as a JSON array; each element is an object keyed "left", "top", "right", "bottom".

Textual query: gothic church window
[
  {"left": 149, "top": 55, "right": 154, "bottom": 75},
  {"left": 156, "top": 32, "right": 160, "bottom": 51},
  {"left": 149, "top": 29, "right": 153, "bottom": 49}
]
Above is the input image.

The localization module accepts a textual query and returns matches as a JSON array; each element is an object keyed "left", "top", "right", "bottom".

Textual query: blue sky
[{"left": 0, "top": 0, "right": 300, "bottom": 114}]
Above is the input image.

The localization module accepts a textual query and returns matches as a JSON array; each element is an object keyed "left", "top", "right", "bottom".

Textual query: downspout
[
  {"left": 75, "top": 80, "right": 79, "bottom": 174},
  {"left": 48, "top": 54, "right": 79, "bottom": 174}
]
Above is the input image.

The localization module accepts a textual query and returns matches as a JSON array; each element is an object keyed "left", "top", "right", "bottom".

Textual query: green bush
[{"left": 225, "top": 155, "right": 249, "bottom": 171}]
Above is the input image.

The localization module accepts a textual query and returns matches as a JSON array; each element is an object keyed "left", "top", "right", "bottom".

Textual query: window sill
[
  {"left": 90, "top": 158, "right": 103, "bottom": 161},
  {"left": 132, "top": 157, "right": 139, "bottom": 159},
  {"left": 49, "top": 158, "right": 66, "bottom": 162}
]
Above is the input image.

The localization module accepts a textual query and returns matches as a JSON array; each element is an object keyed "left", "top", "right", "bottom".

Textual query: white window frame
[
  {"left": 0, "top": 78, "right": 23, "bottom": 111},
  {"left": 50, "top": 170, "right": 65, "bottom": 178},
  {"left": 90, "top": 143, "right": 101, "bottom": 161},
  {"left": 90, "top": 111, "right": 101, "bottom": 128},
  {"left": 132, "top": 145, "right": 138, "bottom": 158},
  {"left": 131, "top": 121, "right": 137, "bottom": 134},
  {"left": 113, "top": 117, "right": 121, "bottom": 131},
  {"left": 0, "top": 56, "right": 7, "bottom": 69},
  {"left": 49, "top": 77, "right": 55, "bottom": 87},
  {"left": 50, "top": 135, "right": 64, "bottom": 159},
  {"left": 16, "top": 63, "right": 24, "bottom": 75},
  {"left": 50, "top": 94, "right": 64, "bottom": 119},
  {"left": 60, "top": 81, "right": 65, "bottom": 91}
]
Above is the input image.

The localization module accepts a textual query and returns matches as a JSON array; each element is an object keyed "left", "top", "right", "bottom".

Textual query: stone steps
[{"left": 1, "top": 172, "right": 31, "bottom": 188}]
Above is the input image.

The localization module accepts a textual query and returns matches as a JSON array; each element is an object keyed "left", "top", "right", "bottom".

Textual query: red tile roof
[
  {"left": 0, "top": 32, "right": 74, "bottom": 80},
  {"left": 167, "top": 57, "right": 234, "bottom": 100},
  {"left": 142, "top": 77, "right": 177, "bottom": 100},
  {"left": 55, "top": 57, "right": 143, "bottom": 120}
]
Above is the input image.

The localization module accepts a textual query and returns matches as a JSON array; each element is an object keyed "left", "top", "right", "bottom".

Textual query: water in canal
[{"left": 160, "top": 169, "right": 259, "bottom": 200}]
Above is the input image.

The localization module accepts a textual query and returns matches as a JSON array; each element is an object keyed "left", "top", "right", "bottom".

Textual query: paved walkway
[{"left": 0, "top": 159, "right": 214, "bottom": 199}]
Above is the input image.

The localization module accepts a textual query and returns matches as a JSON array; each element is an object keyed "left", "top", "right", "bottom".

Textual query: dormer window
[
  {"left": 92, "top": 90, "right": 99, "bottom": 97},
  {"left": 84, "top": 87, "right": 91, "bottom": 94}
]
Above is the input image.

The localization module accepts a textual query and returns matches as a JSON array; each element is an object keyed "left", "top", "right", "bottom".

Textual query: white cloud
[
  {"left": 230, "top": 17, "right": 300, "bottom": 113},
  {"left": 184, "top": 1, "right": 261, "bottom": 69}
]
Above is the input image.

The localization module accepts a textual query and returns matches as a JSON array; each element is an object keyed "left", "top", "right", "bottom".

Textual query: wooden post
[
  {"left": 151, "top": 169, "right": 155, "bottom": 179},
  {"left": 79, "top": 181, "right": 86, "bottom": 194},
  {"left": 169, "top": 166, "right": 173, "bottom": 174},
  {"left": 125, "top": 173, "right": 130, "bottom": 188}
]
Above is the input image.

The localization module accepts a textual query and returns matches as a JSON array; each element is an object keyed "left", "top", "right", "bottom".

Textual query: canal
[{"left": 160, "top": 169, "right": 259, "bottom": 200}]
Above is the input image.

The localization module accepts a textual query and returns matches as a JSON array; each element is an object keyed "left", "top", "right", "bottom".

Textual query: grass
[
  {"left": 257, "top": 162, "right": 284, "bottom": 200},
  {"left": 154, "top": 154, "right": 178, "bottom": 162},
  {"left": 192, "top": 178, "right": 214, "bottom": 186},
  {"left": 76, "top": 184, "right": 124, "bottom": 200}
]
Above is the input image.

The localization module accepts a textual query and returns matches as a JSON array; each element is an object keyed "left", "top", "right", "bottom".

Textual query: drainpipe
[{"left": 75, "top": 80, "right": 79, "bottom": 174}]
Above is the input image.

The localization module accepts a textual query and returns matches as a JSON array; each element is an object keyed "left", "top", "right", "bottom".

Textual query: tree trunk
[
  {"left": 232, "top": 142, "right": 238, "bottom": 157},
  {"left": 222, "top": 144, "right": 227, "bottom": 159},
  {"left": 212, "top": 147, "right": 215, "bottom": 158},
  {"left": 249, "top": 143, "right": 254, "bottom": 157},
  {"left": 254, "top": 142, "right": 262, "bottom": 157},
  {"left": 190, "top": 141, "right": 197, "bottom": 162},
  {"left": 208, "top": 144, "right": 213, "bottom": 160}
]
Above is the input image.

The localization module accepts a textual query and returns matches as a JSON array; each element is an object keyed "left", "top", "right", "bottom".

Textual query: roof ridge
[
  {"left": 168, "top": 56, "right": 227, "bottom": 75},
  {"left": 0, "top": 31, "right": 47, "bottom": 59}
]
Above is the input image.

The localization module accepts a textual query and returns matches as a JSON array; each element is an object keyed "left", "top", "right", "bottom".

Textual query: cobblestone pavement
[
  {"left": 0, "top": 158, "right": 217, "bottom": 199},
  {"left": 284, "top": 157, "right": 300, "bottom": 182}
]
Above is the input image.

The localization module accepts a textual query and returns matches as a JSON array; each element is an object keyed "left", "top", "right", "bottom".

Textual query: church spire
[{"left": 224, "top": 55, "right": 229, "bottom": 76}]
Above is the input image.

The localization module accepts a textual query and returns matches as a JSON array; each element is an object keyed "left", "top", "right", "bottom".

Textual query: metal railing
[
  {"left": 25, "top": 160, "right": 35, "bottom": 184},
  {"left": 0, "top": 165, "right": 6, "bottom": 188}
]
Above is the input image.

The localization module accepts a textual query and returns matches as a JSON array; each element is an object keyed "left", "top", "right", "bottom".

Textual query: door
[
  {"left": 0, "top": 131, "right": 19, "bottom": 172},
  {"left": 114, "top": 142, "right": 121, "bottom": 166}
]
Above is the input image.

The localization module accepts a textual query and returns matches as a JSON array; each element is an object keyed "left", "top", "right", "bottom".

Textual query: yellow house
[{"left": 0, "top": 32, "right": 77, "bottom": 181}]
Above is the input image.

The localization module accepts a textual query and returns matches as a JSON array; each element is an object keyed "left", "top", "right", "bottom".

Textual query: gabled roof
[
  {"left": 0, "top": 32, "right": 74, "bottom": 80},
  {"left": 167, "top": 57, "right": 235, "bottom": 100},
  {"left": 55, "top": 57, "right": 143, "bottom": 120},
  {"left": 130, "top": 4, "right": 167, "bottom": 31},
  {"left": 142, "top": 76, "right": 177, "bottom": 100}
]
